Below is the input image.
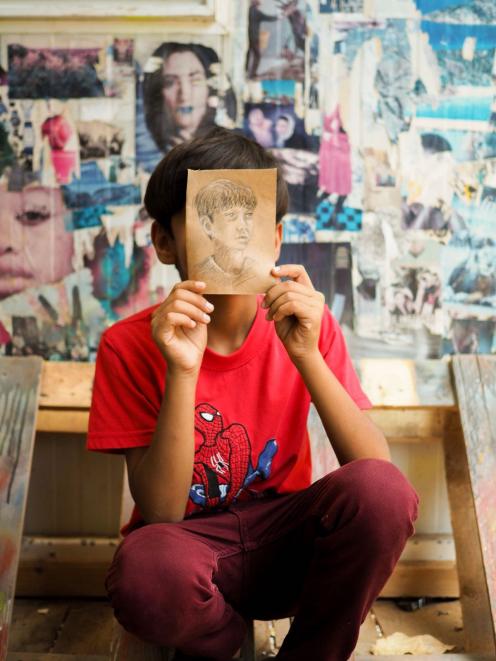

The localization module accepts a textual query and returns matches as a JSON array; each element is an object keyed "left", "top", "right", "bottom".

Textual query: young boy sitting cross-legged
[{"left": 87, "top": 127, "right": 419, "bottom": 661}]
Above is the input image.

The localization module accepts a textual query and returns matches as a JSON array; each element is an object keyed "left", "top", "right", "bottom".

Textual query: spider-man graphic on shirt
[{"left": 189, "top": 402, "right": 278, "bottom": 509}]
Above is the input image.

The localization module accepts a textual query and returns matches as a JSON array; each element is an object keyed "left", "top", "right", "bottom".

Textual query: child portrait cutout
[{"left": 186, "top": 168, "right": 278, "bottom": 294}]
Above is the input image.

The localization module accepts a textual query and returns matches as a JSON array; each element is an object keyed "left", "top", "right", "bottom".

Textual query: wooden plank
[
  {"left": 37, "top": 360, "right": 456, "bottom": 414},
  {"left": 24, "top": 435, "right": 124, "bottom": 537},
  {"left": 380, "top": 561, "right": 459, "bottom": 598},
  {"left": 368, "top": 408, "right": 449, "bottom": 443},
  {"left": 110, "top": 620, "right": 171, "bottom": 661},
  {"left": 7, "top": 600, "right": 68, "bottom": 654},
  {"left": 357, "top": 359, "right": 455, "bottom": 408},
  {"left": 35, "top": 410, "right": 89, "bottom": 434},
  {"left": 372, "top": 599, "right": 463, "bottom": 651},
  {"left": 0, "top": 357, "right": 43, "bottom": 661},
  {"left": 50, "top": 601, "right": 114, "bottom": 656},
  {"left": 447, "top": 356, "right": 496, "bottom": 655},
  {"left": 39, "top": 363, "right": 94, "bottom": 410},
  {"left": 16, "top": 537, "right": 118, "bottom": 598},
  {"left": 15, "top": 549, "right": 458, "bottom": 599}
]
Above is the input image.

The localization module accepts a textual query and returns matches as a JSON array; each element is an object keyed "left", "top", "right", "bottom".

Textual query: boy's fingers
[
  {"left": 173, "top": 280, "right": 206, "bottom": 293},
  {"left": 263, "top": 280, "right": 310, "bottom": 308},
  {"left": 272, "top": 264, "right": 314, "bottom": 289},
  {"left": 266, "top": 291, "right": 318, "bottom": 320},
  {"left": 271, "top": 300, "right": 312, "bottom": 324},
  {"left": 168, "top": 300, "right": 211, "bottom": 325},
  {"left": 171, "top": 287, "right": 214, "bottom": 312},
  {"left": 159, "top": 312, "right": 197, "bottom": 342},
  {"left": 153, "top": 299, "right": 211, "bottom": 326}
]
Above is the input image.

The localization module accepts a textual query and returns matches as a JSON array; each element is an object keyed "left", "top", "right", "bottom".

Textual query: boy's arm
[
  {"left": 294, "top": 353, "right": 389, "bottom": 465},
  {"left": 127, "top": 280, "right": 212, "bottom": 524},
  {"left": 264, "top": 264, "right": 389, "bottom": 466},
  {"left": 126, "top": 367, "right": 199, "bottom": 524}
]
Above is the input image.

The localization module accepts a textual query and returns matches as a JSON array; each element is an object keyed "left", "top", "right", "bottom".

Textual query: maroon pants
[{"left": 106, "top": 458, "right": 419, "bottom": 661}]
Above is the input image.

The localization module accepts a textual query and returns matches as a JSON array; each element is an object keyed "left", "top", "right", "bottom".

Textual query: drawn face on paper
[
  {"left": 162, "top": 51, "right": 209, "bottom": 134},
  {"left": 201, "top": 204, "right": 254, "bottom": 254},
  {"left": 0, "top": 186, "right": 74, "bottom": 300}
]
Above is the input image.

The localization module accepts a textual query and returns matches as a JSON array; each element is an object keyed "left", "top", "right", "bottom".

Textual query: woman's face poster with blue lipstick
[{"left": 138, "top": 40, "right": 237, "bottom": 171}]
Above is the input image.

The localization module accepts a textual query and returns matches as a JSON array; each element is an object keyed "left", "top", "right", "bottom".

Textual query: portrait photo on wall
[
  {"left": 246, "top": 0, "right": 307, "bottom": 81},
  {"left": 185, "top": 168, "right": 278, "bottom": 294},
  {"left": 243, "top": 102, "right": 317, "bottom": 151},
  {"left": 135, "top": 38, "right": 237, "bottom": 171}
]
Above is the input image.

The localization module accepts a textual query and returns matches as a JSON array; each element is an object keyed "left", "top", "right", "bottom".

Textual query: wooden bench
[{"left": 2, "top": 356, "right": 495, "bottom": 658}]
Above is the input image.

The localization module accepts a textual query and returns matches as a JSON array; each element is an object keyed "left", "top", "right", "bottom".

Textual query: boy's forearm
[
  {"left": 295, "top": 351, "right": 390, "bottom": 466},
  {"left": 131, "top": 367, "right": 198, "bottom": 523}
]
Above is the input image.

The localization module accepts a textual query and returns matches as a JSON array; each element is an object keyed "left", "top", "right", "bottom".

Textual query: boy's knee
[
  {"left": 106, "top": 524, "right": 216, "bottom": 645},
  {"left": 322, "top": 458, "right": 419, "bottom": 544}
]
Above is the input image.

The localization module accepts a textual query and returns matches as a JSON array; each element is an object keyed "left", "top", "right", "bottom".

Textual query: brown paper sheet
[{"left": 185, "top": 168, "right": 278, "bottom": 294}]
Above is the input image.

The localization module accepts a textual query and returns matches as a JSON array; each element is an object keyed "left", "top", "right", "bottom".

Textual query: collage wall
[{"left": 0, "top": 0, "right": 495, "bottom": 361}]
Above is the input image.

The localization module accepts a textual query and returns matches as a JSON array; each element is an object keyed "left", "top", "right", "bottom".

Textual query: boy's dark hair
[{"left": 144, "top": 127, "right": 289, "bottom": 233}]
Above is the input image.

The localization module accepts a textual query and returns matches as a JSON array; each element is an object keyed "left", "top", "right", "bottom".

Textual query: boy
[{"left": 87, "top": 127, "right": 419, "bottom": 661}]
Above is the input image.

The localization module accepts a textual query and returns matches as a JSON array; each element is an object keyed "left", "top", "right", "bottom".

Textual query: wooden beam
[
  {"left": 36, "top": 409, "right": 89, "bottom": 434},
  {"left": 15, "top": 537, "right": 118, "bottom": 598},
  {"left": 0, "top": 357, "right": 43, "bottom": 661},
  {"left": 39, "top": 362, "right": 94, "bottom": 409},
  {"left": 446, "top": 357, "right": 496, "bottom": 656},
  {"left": 380, "top": 560, "right": 459, "bottom": 599},
  {"left": 15, "top": 535, "right": 459, "bottom": 598}
]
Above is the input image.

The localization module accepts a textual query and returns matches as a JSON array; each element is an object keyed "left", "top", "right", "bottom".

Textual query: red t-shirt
[{"left": 87, "top": 297, "right": 372, "bottom": 536}]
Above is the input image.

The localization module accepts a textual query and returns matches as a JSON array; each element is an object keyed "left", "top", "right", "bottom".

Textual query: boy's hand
[
  {"left": 263, "top": 265, "right": 324, "bottom": 365},
  {"left": 151, "top": 281, "right": 213, "bottom": 375}
]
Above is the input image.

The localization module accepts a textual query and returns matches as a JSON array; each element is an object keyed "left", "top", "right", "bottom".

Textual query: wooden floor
[{"left": 7, "top": 597, "right": 467, "bottom": 659}]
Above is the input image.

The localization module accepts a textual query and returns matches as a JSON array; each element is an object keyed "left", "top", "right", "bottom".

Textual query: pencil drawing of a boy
[{"left": 193, "top": 178, "right": 258, "bottom": 288}]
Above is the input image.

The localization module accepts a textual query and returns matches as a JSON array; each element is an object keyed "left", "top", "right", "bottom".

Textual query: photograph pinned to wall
[
  {"left": 185, "top": 168, "right": 278, "bottom": 294},
  {"left": 418, "top": 21, "right": 496, "bottom": 89},
  {"left": 315, "top": 105, "right": 363, "bottom": 233},
  {"left": 0, "top": 182, "right": 74, "bottom": 303},
  {"left": 278, "top": 241, "right": 354, "bottom": 326},
  {"left": 442, "top": 231, "right": 496, "bottom": 319},
  {"left": 351, "top": 209, "right": 404, "bottom": 339},
  {"left": 246, "top": 0, "right": 307, "bottom": 81},
  {"left": 76, "top": 205, "right": 156, "bottom": 322},
  {"left": 416, "top": 128, "right": 496, "bottom": 164},
  {"left": 0, "top": 268, "right": 106, "bottom": 361},
  {"left": 243, "top": 102, "right": 317, "bottom": 150},
  {"left": 6, "top": 41, "right": 112, "bottom": 99},
  {"left": 72, "top": 83, "right": 136, "bottom": 163},
  {"left": 363, "top": 147, "right": 401, "bottom": 211},
  {"left": 442, "top": 312, "right": 496, "bottom": 355},
  {"left": 29, "top": 101, "right": 80, "bottom": 186},
  {"left": 61, "top": 160, "right": 141, "bottom": 209},
  {"left": 0, "top": 97, "right": 37, "bottom": 184},
  {"left": 386, "top": 236, "right": 443, "bottom": 338},
  {"left": 135, "top": 37, "right": 237, "bottom": 171},
  {"left": 282, "top": 214, "right": 316, "bottom": 243},
  {"left": 399, "top": 127, "right": 457, "bottom": 231}
]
